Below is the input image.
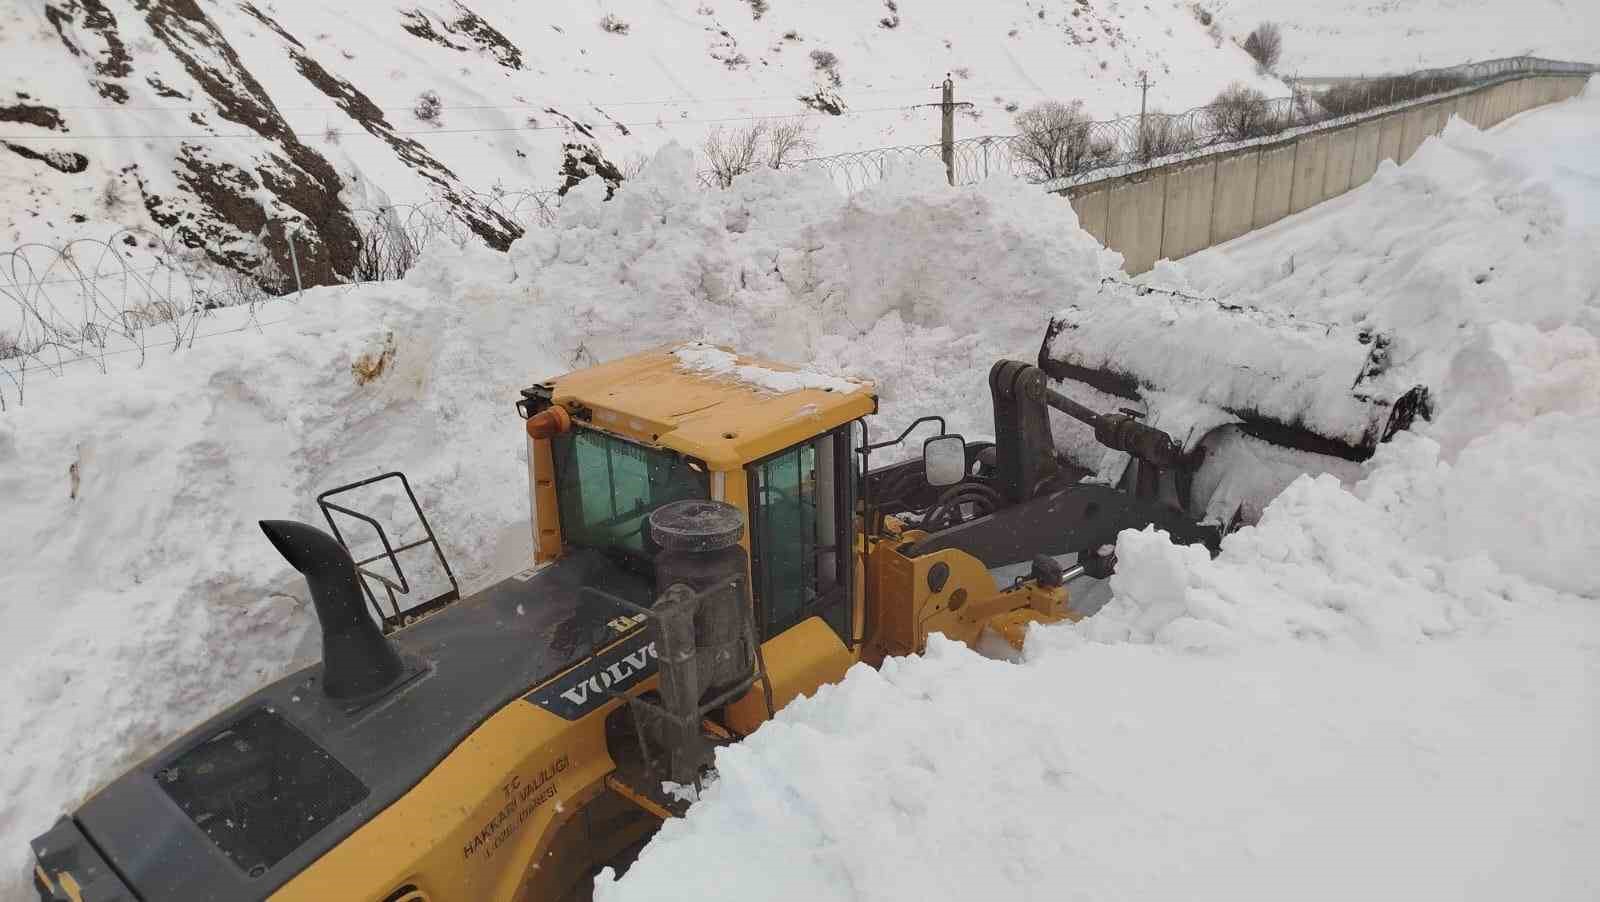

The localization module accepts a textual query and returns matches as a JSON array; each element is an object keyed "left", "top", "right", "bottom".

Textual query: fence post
[
  {"left": 1136, "top": 70, "right": 1152, "bottom": 161},
  {"left": 940, "top": 76, "right": 955, "bottom": 186}
]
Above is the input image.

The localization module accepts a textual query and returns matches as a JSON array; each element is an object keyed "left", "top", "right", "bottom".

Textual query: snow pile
[
  {"left": 513, "top": 146, "right": 1115, "bottom": 439},
  {"left": 598, "top": 90, "right": 1600, "bottom": 901},
  {"left": 1044, "top": 286, "right": 1412, "bottom": 451},
  {"left": 672, "top": 342, "right": 866, "bottom": 395},
  {"left": 0, "top": 154, "right": 1112, "bottom": 896}
]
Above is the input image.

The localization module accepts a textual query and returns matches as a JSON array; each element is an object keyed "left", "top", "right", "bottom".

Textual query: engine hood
[{"left": 60, "top": 549, "right": 653, "bottom": 901}]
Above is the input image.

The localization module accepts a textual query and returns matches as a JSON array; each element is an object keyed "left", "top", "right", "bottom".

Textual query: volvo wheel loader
[{"left": 31, "top": 312, "right": 1428, "bottom": 901}]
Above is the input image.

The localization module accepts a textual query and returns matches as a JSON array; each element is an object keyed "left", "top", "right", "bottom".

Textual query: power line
[
  {"left": 36, "top": 84, "right": 1046, "bottom": 115},
  {"left": 0, "top": 104, "right": 918, "bottom": 143}
]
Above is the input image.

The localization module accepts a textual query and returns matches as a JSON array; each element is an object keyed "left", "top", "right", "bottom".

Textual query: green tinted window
[
  {"left": 750, "top": 430, "right": 851, "bottom": 640},
  {"left": 552, "top": 429, "right": 706, "bottom": 559}
]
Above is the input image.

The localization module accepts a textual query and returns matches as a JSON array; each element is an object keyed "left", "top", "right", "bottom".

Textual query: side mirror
[{"left": 923, "top": 434, "right": 967, "bottom": 487}]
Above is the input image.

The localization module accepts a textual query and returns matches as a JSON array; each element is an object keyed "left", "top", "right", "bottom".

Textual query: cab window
[
  {"left": 551, "top": 428, "right": 707, "bottom": 563},
  {"left": 748, "top": 428, "right": 854, "bottom": 642}
]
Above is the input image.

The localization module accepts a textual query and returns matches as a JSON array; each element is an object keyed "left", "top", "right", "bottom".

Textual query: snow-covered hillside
[
  {"left": 5, "top": 2, "right": 1592, "bottom": 295},
  {"left": 2, "top": 0, "right": 1280, "bottom": 276},
  {"left": 1220, "top": 0, "right": 1600, "bottom": 74}
]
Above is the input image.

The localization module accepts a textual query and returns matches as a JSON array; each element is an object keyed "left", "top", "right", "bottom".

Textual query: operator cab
[{"left": 519, "top": 343, "right": 875, "bottom": 649}]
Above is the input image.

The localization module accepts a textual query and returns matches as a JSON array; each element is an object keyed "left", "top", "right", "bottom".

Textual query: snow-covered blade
[{"left": 1039, "top": 282, "right": 1430, "bottom": 460}]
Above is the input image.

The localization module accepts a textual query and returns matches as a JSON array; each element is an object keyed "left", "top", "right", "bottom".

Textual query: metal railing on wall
[{"left": 784, "top": 55, "right": 1596, "bottom": 194}]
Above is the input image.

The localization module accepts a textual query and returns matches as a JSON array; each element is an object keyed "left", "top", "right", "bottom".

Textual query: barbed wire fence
[
  {"left": 3, "top": 56, "right": 1592, "bottom": 408},
  {"left": 0, "top": 188, "right": 562, "bottom": 408},
  {"left": 784, "top": 55, "right": 1596, "bottom": 193}
]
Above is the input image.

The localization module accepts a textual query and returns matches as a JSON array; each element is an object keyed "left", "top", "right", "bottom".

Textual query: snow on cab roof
[{"left": 545, "top": 343, "right": 875, "bottom": 468}]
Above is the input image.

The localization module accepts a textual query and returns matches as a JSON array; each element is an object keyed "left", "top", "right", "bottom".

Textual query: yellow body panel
[
  {"left": 727, "top": 616, "right": 858, "bottom": 735},
  {"left": 270, "top": 689, "right": 622, "bottom": 902},
  {"left": 982, "top": 606, "right": 1078, "bottom": 651},
  {"left": 866, "top": 536, "right": 1073, "bottom": 660}
]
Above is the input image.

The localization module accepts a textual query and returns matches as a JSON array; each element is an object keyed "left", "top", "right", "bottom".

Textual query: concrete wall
[
  {"left": 1349, "top": 119, "right": 1382, "bottom": 187},
  {"left": 1104, "top": 175, "right": 1166, "bottom": 276},
  {"left": 1209, "top": 151, "right": 1258, "bottom": 245},
  {"left": 1160, "top": 160, "right": 1216, "bottom": 260},
  {"left": 1251, "top": 143, "right": 1295, "bottom": 229},
  {"left": 1323, "top": 127, "right": 1356, "bottom": 198},
  {"left": 1068, "top": 188, "right": 1109, "bottom": 245},
  {"left": 1061, "top": 73, "right": 1590, "bottom": 274}
]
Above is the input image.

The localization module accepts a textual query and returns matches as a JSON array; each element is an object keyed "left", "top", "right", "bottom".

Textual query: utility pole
[
  {"left": 940, "top": 75, "right": 955, "bottom": 186},
  {"left": 915, "top": 75, "right": 971, "bottom": 186},
  {"left": 1135, "top": 70, "right": 1153, "bottom": 161}
]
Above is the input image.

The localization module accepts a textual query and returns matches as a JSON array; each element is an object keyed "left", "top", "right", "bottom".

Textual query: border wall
[{"left": 1061, "top": 74, "right": 1592, "bottom": 274}]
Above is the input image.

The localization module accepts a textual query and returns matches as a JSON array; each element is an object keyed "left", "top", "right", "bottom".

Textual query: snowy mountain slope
[
  {"left": 1, "top": 0, "right": 1282, "bottom": 281},
  {"left": 597, "top": 85, "right": 1600, "bottom": 902},
  {"left": 1213, "top": 0, "right": 1600, "bottom": 75}
]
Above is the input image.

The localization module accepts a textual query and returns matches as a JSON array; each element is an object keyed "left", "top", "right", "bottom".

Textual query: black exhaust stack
[{"left": 259, "top": 519, "right": 405, "bottom": 701}]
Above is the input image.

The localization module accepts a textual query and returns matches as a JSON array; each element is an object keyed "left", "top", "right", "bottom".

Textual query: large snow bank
[
  {"left": 0, "top": 149, "right": 1113, "bottom": 895},
  {"left": 598, "top": 88, "right": 1600, "bottom": 900}
]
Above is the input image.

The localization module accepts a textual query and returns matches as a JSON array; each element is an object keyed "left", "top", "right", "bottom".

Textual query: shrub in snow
[
  {"left": 413, "top": 90, "right": 442, "bottom": 123},
  {"left": 1243, "top": 22, "right": 1282, "bottom": 73},
  {"left": 1013, "top": 100, "right": 1095, "bottom": 183},
  {"left": 98, "top": 177, "right": 126, "bottom": 214},
  {"left": 599, "top": 13, "right": 629, "bottom": 34},
  {"left": 1137, "top": 112, "right": 1192, "bottom": 161},
  {"left": 744, "top": 0, "right": 769, "bottom": 19},
  {"left": 703, "top": 120, "right": 817, "bottom": 187},
  {"left": 797, "top": 89, "right": 846, "bottom": 116},
  {"left": 1319, "top": 73, "right": 1471, "bottom": 117},
  {"left": 809, "top": 49, "right": 842, "bottom": 87},
  {"left": 1207, "top": 82, "right": 1282, "bottom": 140},
  {"left": 879, "top": 0, "right": 900, "bottom": 29}
]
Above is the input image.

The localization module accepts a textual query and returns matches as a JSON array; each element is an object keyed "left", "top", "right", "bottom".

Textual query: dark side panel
[{"left": 72, "top": 551, "right": 652, "bottom": 901}]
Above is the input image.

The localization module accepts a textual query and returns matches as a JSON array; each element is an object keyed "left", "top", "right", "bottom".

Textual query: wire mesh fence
[
  {"left": 787, "top": 55, "right": 1596, "bottom": 193},
  {"left": 0, "top": 188, "right": 563, "bottom": 406},
  {"left": 0, "top": 227, "right": 287, "bottom": 408}
]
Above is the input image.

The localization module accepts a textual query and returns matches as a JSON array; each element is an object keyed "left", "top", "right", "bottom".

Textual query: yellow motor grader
[{"left": 31, "top": 317, "right": 1426, "bottom": 900}]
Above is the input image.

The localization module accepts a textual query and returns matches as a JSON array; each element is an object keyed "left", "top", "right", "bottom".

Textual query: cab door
[{"left": 746, "top": 427, "right": 855, "bottom": 644}]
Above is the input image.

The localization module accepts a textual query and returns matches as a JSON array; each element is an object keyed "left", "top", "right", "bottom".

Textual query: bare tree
[
  {"left": 1243, "top": 22, "right": 1282, "bottom": 73},
  {"left": 704, "top": 125, "right": 766, "bottom": 188},
  {"left": 1012, "top": 100, "right": 1099, "bottom": 183},
  {"left": 703, "top": 120, "right": 818, "bottom": 186},
  {"left": 1207, "top": 82, "right": 1280, "bottom": 140},
  {"left": 620, "top": 152, "right": 651, "bottom": 180},
  {"left": 1137, "top": 112, "right": 1193, "bottom": 161},
  {"left": 765, "top": 118, "right": 816, "bottom": 168}
]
